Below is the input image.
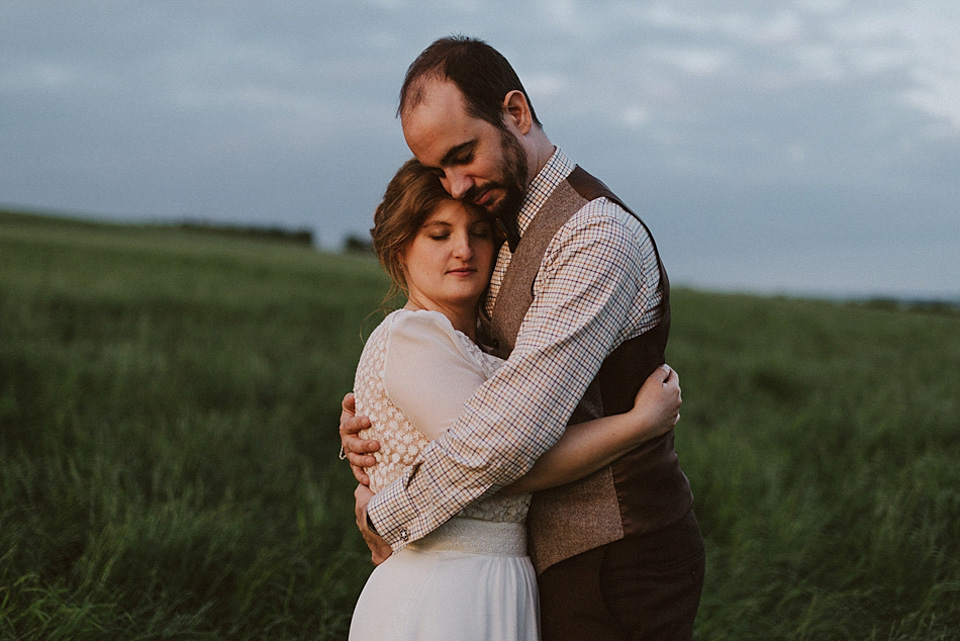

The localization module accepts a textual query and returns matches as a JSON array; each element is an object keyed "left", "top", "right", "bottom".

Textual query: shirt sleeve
[
  {"left": 384, "top": 310, "right": 489, "bottom": 442},
  {"left": 367, "top": 202, "right": 661, "bottom": 550}
]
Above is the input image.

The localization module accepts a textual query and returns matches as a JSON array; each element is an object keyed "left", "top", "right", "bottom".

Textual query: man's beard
[{"left": 464, "top": 127, "right": 528, "bottom": 226}]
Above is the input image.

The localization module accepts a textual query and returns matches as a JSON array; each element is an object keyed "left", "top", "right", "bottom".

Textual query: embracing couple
[{"left": 339, "top": 36, "right": 704, "bottom": 641}]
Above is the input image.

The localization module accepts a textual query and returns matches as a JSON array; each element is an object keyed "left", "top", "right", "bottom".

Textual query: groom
[{"left": 341, "top": 36, "right": 704, "bottom": 641}]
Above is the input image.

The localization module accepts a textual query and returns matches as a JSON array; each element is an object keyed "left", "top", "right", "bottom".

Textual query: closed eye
[
  {"left": 441, "top": 141, "right": 476, "bottom": 167},
  {"left": 470, "top": 223, "right": 493, "bottom": 239},
  {"left": 450, "top": 150, "right": 473, "bottom": 165}
]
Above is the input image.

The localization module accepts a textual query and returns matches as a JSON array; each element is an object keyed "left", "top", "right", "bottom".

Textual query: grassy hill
[{"left": 2, "top": 210, "right": 958, "bottom": 640}]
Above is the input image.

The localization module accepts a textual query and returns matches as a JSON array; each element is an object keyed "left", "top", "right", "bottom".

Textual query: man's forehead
[
  {"left": 402, "top": 82, "right": 478, "bottom": 163},
  {"left": 403, "top": 75, "right": 463, "bottom": 114}
]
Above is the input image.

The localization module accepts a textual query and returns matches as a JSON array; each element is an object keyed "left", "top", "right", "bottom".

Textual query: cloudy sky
[{"left": 2, "top": 1, "right": 958, "bottom": 300}]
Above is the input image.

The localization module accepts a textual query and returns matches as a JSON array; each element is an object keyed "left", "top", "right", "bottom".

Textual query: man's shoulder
[{"left": 557, "top": 196, "right": 653, "bottom": 249}]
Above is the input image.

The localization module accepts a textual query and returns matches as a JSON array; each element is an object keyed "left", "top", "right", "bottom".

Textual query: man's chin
[
  {"left": 483, "top": 201, "right": 503, "bottom": 217},
  {"left": 468, "top": 181, "right": 522, "bottom": 219},
  {"left": 492, "top": 190, "right": 524, "bottom": 221}
]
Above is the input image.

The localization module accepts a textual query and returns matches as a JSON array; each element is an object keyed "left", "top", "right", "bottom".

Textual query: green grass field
[{"left": 2, "top": 210, "right": 958, "bottom": 640}]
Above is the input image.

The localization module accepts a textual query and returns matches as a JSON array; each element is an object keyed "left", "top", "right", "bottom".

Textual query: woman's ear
[{"left": 502, "top": 90, "right": 533, "bottom": 135}]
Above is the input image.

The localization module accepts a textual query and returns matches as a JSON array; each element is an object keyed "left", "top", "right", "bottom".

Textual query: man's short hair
[{"left": 398, "top": 35, "right": 542, "bottom": 130}]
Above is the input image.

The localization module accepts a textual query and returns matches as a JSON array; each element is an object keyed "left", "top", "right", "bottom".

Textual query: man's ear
[{"left": 502, "top": 90, "right": 533, "bottom": 135}]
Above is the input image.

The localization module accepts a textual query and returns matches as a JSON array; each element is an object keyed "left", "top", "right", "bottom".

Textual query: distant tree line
[
  {"left": 175, "top": 219, "right": 378, "bottom": 255},
  {"left": 860, "top": 297, "right": 960, "bottom": 316},
  {"left": 343, "top": 234, "right": 373, "bottom": 254},
  {"left": 178, "top": 221, "right": 313, "bottom": 246}
]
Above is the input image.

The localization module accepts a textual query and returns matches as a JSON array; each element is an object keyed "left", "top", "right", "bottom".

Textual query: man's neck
[{"left": 525, "top": 133, "right": 555, "bottom": 187}]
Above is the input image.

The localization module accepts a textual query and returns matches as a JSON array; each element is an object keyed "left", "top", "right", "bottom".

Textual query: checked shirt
[{"left": 367, "top": 148, "right": 664, "bottom": 549}]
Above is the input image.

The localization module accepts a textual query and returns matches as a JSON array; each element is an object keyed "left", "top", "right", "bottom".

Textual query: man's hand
[
  {"left": 355, "top": 484, "right": 392, "bottom": 565},
  {"left": 339, "top": 393, "right": 380, "bottom": 485}
]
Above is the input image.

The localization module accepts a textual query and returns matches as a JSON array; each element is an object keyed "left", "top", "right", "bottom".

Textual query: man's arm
[{"left": 367, "top": 204, "right": 662, "bottom": 549}]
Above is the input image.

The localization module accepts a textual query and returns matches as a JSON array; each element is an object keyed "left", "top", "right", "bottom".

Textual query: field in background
[{"left": 2, "top": 210, "right": 958, "bottom": 640}]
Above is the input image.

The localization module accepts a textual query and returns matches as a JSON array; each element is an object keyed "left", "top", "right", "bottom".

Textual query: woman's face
[{"left": 401, "top": 199, "right": 495, "bottom": 317}]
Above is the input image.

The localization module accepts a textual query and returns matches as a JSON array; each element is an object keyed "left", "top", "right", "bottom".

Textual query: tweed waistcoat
[{"left": 483, "top": 166, "right": 694, "bottom": 573}]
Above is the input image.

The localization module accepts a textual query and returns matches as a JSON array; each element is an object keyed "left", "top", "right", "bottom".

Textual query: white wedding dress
[{"left": 348, "top": 309, "right": 539, "bottom": 641}]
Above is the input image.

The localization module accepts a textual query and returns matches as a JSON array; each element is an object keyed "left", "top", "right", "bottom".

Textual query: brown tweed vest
[{"left": 483, "top": 166, "right": 694, "bottom": 573}]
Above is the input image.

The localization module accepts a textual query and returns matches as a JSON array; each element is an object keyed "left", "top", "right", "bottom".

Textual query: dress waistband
[{"left": 408, "top": 517, "right": 527, "bottom": 557}]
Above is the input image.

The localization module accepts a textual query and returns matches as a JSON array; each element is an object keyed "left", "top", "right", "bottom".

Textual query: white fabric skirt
[{"left": 348, "top": 517, "right": 540, "bottom": 641}]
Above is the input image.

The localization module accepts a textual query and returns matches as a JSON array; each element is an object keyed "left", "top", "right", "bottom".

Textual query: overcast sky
[{"left": 2, "top": 1, "right": 958, "bottom": 300}]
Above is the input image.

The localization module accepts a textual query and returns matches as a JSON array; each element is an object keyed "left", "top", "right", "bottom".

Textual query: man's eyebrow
[{"left": 440, "top": 140, "right": 475, "bottom": 166}]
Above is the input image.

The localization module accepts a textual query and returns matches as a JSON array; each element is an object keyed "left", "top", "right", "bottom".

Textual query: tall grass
[
  {"left": 1, "top": 211, "right": 384, "bottom": 639},
  {"left": 669, "top": 292, "right": 960, "bottom": 640},
  {"left": 2, "top": 210, "right": 958, "bottom": 639}
]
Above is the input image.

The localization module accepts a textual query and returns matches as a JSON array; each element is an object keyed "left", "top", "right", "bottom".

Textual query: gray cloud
[{"left": 1, "top": 0, "right": 957, "bottom": 299}]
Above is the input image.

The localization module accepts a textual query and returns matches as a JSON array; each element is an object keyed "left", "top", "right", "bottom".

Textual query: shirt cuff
[{"left": 366, "top": 480, "right": 420, "bottom": 551}]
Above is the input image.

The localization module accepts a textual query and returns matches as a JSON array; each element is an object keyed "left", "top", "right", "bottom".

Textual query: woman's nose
[{"left": 452, "top": 233, "right": 474, "bottom": 259}]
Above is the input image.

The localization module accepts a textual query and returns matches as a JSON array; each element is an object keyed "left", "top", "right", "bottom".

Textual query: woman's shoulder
[
  {"left": 364, "top": 308, "right": 444, "bottom": 338},
  {"left": 387, "top": 307, "right": 458, "bottom": 340},
  {"left": 386, "top": 308, "right": 497, "bottom": 369}
]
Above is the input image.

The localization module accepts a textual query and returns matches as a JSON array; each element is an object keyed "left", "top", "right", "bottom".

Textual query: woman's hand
[
  {"left": 339, "top": 393, "right": 380, "bottom": 485},
  {"left": 628, "top": 364, "right": 682, "bottom": 440},
  {"left": 354, "top": 484, "right": 392, "bottom": 565}
]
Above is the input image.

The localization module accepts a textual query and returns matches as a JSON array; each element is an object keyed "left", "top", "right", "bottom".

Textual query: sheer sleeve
[{"left": 384, "top": 310, "right": 490, "bottom": 442}]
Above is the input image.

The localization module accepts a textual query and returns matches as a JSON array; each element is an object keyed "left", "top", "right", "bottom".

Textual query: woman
[{"left": 347, "top": 159, "right": 682, "bottom": 640}]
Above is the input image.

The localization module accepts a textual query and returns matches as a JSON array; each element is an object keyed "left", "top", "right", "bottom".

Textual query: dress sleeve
[{"left": 384, "top": 310, "right": 489, "bottom": 442}]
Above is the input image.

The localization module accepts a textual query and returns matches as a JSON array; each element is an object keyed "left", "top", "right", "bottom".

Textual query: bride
[{"left": 347, "top": 159, "right": 682, "bottom": 640}]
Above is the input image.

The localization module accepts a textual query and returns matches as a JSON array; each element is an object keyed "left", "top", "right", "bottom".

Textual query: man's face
[{"left": 402, "top": 78, "right": 528, "bottom": 222}]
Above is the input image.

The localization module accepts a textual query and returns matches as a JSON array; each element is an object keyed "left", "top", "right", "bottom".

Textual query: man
[{"left": 341, "top": 36, "right": 704, "bottom": 640}]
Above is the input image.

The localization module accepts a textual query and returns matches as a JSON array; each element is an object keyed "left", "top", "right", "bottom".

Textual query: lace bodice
[{"left": 353, "top": 309, "right": 530, "bottom": 524}]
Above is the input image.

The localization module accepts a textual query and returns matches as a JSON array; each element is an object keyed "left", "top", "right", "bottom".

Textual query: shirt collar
[{"left": 515, "top": 147, "right": 574, "bottom": 240}]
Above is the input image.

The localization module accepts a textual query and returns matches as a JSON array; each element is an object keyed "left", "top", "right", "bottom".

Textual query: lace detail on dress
[
  {"left": 354, "top": 310, "right": 530, "bottom": 525},
  {"left": 354, "top": 313, "right": 424, "bottom": 490}
]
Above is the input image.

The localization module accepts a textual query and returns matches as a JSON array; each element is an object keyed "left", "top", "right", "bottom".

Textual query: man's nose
[{"left": 444, "top": 169, "right": 473, "bottom": 200}]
